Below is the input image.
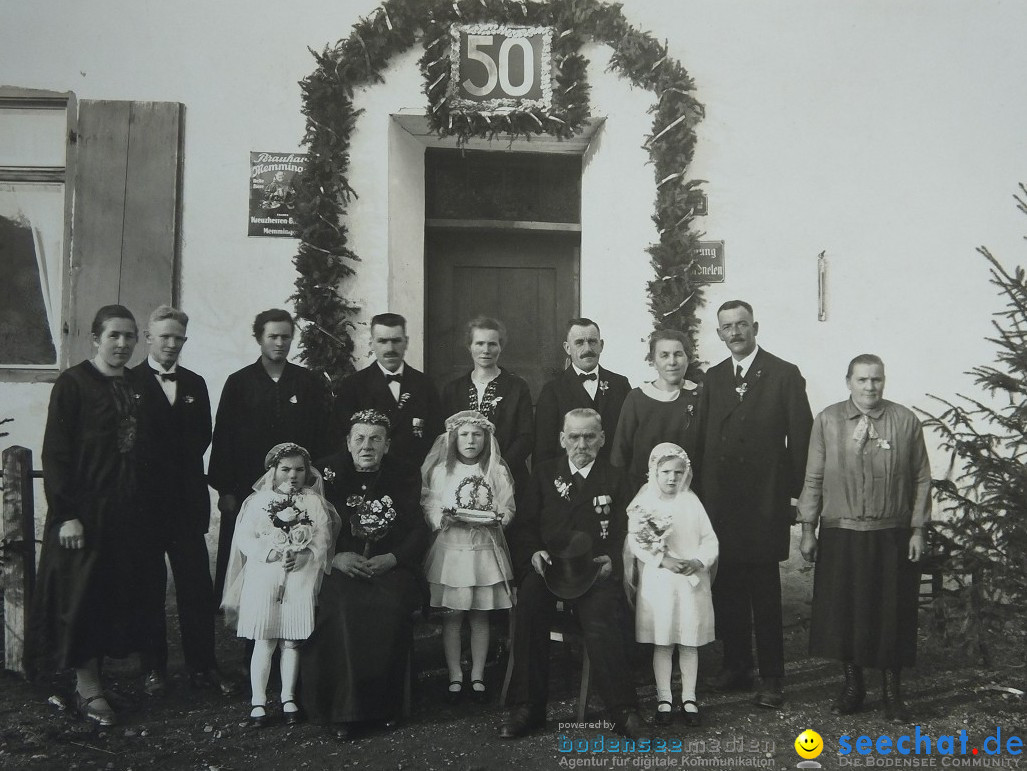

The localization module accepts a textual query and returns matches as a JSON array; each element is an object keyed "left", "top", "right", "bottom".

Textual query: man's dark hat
[{"left": 543, "top": 531, "right": 602, "bottom": 600}]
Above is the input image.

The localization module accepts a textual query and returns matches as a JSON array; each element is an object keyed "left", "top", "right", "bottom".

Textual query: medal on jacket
[{"left": 594, "top": 495, "right": 612, "bottom": 539}]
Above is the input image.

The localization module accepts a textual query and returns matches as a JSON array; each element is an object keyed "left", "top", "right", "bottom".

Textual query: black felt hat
[{"left": 543, "top": 531, "right": 603, "bottom": 600}]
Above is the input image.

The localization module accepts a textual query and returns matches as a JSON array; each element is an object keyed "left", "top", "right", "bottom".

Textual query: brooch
[{"left": 289, "top": 395, "right": 298, "bottom": 404}]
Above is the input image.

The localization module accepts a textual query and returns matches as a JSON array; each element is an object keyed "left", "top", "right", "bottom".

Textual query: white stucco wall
[{"left": 2, "top": 0, "right": 1026, "bottom": 479}]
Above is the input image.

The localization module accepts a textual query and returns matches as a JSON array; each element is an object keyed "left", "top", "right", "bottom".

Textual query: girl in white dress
[
  {"left": 421, "top": 411, "right": 515, "bottom": 703},
  {"left": 222, "top": 443, "right": 340, "bottom": 726},
  {"left": 626, "top": 443, "right": 718, "bottom": 727}
]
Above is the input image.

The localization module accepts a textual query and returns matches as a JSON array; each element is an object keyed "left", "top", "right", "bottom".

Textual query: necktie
[
  {"left": 578, "top": 372, "right": 597, "bottom": 382},
  {"left": 572, "top": 471, "right": 585, "bottom": 491},
  {"left": 159, "top": 371, "right": 177, "bottom": 382},
  {"left": 734, "top": 364, "right": 743, "bottom": 385},
  {"left": 384, "top": 373, "right": 402, "bottom": 385}
]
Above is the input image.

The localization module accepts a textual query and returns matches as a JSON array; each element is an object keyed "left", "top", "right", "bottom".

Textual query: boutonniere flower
[
  {"left": 489, "top": 396, "right": 503, "bottom": 406},
  {"left": 397, "top": 392, "right": 411, "bottom": 409},
  {"left": 412, "top": 417, "right": 425, "bottom": 438},
  {"left": 554, "top": 476, "right": 572, "bottom": 501},
  {"left": 289, "top": 394, "right": 298, "bottom": 404},
  {"left": 598, "top": 380, "right": 610, "bottom": 394},
  {"left": 133, "top": 393, "right": 141, "bottom": 400},
  {"left": 687, "top": 403, "right": 695, "bottom": 415},
  {"left": 323, "top": 466, "right": 336, "bottom": 484},
  {"left": 593, "top": 495, "right": 612, "bottom": 539},
  {"left": 877, "top": 439, "right": 891, "bottom": 450},
  {"left": 735, "top": 382, "right": 748, "bottom": 401},
  {"left": 183, "top": 395, "right": 195, "bottom": 405}
]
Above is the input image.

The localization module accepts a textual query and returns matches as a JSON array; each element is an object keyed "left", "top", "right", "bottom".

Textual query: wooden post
[{"left": 2, "top": 445, "right": 36, "bottom": 675}]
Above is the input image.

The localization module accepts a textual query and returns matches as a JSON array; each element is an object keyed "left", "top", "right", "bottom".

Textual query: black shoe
[
  {"left": 882, "top": 669, "right": 911, "bottom": 722},
  {"left": 753, "top": 677, "right": 784, "bottom": 709},
  {"left": 282, "top": 700, "right": 303, "bottom": 725},
  {"left": 831, "top": 663, "right": 865, "bottom": 715},
  {"left": 248, "top": 704, "right": 269, "bottom": 729},
  {"left": 681, "top": 700, "right": 702, "bottom": 727},
  {"left": 76, "top": 693, "right": 117, "bottom": 727},
  {"left": 470, "top": 680, "right": 487, "bottom": 704},
  {"left": 705, "top": 667, "right": 754, "bottom": 692},
  {"left": 143, "top": 670, "right": 167, "bottom": 697},
  {"left": 446, "top": 681, "right": 463, "bottom": 705},
  {"left": 613, "top": 711, "right": 645, "bottom": 740},
  {"left": 654, "top": 701, "right": 674, "bottom": 727},
  {"left": 332, "top": 722, "right": 355, "bottom": 741},
  {"left": 190, "top": 668, "right": 238, "bottom": 697},
  {"left": 499, "top": 705, "right": 546, "bottom": 739}
]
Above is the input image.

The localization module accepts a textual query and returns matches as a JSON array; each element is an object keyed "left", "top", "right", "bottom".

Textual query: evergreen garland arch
[{"left": 291, "top": 0, "right": 706, "bottom": 388}]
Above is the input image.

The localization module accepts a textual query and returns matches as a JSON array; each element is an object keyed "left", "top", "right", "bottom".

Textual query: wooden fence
[{"left": 1, "top": 446, "right": 39, "bottom": 675}]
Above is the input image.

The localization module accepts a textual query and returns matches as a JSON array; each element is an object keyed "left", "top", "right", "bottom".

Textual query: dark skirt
[
  {"left": 300, "top": 567, "right": 421, "bottom": 724},
  {"left": 29, "top": 506, "right": 147, "bottom": 671},
  {"left": 809, "top": 527, "right": 920, "bottom": 669}
]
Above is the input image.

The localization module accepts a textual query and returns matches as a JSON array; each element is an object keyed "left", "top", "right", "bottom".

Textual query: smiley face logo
[{"left": 795, "top": 729, "right": 823, "bottom": 759}]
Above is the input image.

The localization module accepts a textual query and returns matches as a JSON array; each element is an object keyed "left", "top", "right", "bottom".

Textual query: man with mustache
[
  {"left": 533, "top": 318, "right": 630, "bottom": 465},
  {"left": 208, "top": 308, "right": 335, "bottom": 602},
  {"left": 693, "top": 300, "right": 813, "bottom": 709},
  {"left": 333, "top": 312, "right": 443, "bottom": 467}
]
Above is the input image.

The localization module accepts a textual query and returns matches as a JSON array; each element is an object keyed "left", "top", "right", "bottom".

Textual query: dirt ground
[{"left": 0, "top": 602, "right": 1023, "bottom": 771}]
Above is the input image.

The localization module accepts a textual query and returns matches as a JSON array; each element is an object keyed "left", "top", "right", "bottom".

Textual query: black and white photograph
[{"left": 0, "top": 1, "right": 1024, "bottom": 769}]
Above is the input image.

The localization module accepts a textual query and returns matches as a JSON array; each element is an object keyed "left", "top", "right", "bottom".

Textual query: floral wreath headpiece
[
  {"left": 264, "top": 442, "right": 312, "bottom": 470},
  {"left": 444, "top": 410, "right": 495, "bottom": 435},
  {"left": 350, "top": 409, "right": 392, "bottom": 433},
  {"left": 647, "top": 442, "right": 691, "bottom": 481}
]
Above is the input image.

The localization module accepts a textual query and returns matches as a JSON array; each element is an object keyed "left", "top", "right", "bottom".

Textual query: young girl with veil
[
  {"left": 222, "top": 443, "right": 340, "bottom": 726},
  {"left": 625, "top": 443, "right": 718, "bottom": 727},
  {"left": 421, "top": 410, "right": 515, "bottom": 703}
]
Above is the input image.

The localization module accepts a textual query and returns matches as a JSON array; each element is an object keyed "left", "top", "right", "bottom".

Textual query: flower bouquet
[
  {"left": 266, "top": 495, "right": 314, "bottom": 602},
  {"left": 350, "top": 495, "right": 398, "bottom": 558}
]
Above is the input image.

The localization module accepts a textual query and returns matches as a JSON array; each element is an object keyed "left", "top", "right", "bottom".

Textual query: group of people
[{"left": 27, "top": 299, "right": 932, "bottom": 741}]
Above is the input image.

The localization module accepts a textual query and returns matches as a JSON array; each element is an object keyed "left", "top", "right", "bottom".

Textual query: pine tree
[{"left": 917, "top": 184, "right": 1027, "bottom": 667}]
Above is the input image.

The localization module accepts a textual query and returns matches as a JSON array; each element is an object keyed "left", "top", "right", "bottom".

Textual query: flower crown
[
  {"left": 350, "top": 409, "right": 392, "bottom": 432},
  {"left": 264, "top": 442, "right": 311, "bottom": 470},
  {"left": 445, "top": 410, "right": 495, "bottom": 434}
]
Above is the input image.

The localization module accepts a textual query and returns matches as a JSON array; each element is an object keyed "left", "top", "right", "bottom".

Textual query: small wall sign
[
  {"left": 249, "top": 151, "right": 302, "bottom": 237},
  {"left": 690, "top": 241, "right": 725, "bottom": 283},
  {"left": 448, "top": 24, "right": 553, "bottom": 112}
]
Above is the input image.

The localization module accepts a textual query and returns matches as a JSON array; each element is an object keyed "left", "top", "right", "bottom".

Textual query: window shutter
[{"left": 68, "top": 100, "right": 182, "bottom": 366}]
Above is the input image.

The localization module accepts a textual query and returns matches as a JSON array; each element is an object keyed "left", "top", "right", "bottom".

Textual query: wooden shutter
[{"left": 67, "top": 100, "right": 182, "bottom": 366}]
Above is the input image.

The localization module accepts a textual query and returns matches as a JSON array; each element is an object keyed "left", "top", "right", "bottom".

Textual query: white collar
[
  {"left": 732, "top": 346, "right": 760, "bottom": 377},
  {"left": 571, "top": 363, "right": 599, "bottom": 378},
  {"left": 377, "top": 361, "right": 405, "bottom": 378},
  {"left": 568, "top": 459, "right": 596, "bottom": 478},
  {"left": 148, "top": 355, "right": 177, "bottom": 374}
]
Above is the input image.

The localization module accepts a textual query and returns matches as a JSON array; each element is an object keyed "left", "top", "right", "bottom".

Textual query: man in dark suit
[
  {"left": 694, "top": 300, "right": 813, "bottom": 708},
  {"left": 533, "top": 318, "right": 631, "bottom": 465},
  {"left": 131, "top": 306, "right": 232, "bottom": 696},
  {"left": 334, "top": 312, "right": 443, "bottom": 468},
  {"left": 208, "top": 308, "right": 334, "bottom": 601},
  {"left": 500, "top": 409, "right": 643, "bottom": 740}
]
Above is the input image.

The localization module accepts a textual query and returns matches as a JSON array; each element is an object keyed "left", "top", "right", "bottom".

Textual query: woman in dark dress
[
  {"left": 29, "top": 305, "right": 145, "bottom": 726},
  {"left": 611, "top": 329, "right": 701, "bottom": 492},
  {"left": 440, "top": 317, "right": 533, "bottom": 493},
  {"left": 300, "top": 410, "right": 429, "bottom": 740}
]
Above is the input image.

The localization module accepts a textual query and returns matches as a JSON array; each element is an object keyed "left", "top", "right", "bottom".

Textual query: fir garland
[{"left": 292, "top": 0, "right": 706, "bottom": 388}]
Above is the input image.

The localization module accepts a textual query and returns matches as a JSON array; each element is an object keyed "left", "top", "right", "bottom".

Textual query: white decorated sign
[{"left": 448, "top": 24, "right": 553, "bottom": 112}]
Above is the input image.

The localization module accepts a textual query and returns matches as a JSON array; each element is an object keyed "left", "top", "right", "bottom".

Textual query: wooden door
[{"left": 425, "top": 229, "right": 579, "bottom": 400}]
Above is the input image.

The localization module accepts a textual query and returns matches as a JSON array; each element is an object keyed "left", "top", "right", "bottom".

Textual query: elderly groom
[{"left": 501, "top": 408, "right": 643, "bottom": 740}]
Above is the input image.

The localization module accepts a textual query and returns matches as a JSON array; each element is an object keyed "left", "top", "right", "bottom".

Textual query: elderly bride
[{"left": 299, "top": 410, "right": 429, "bottom": 740}]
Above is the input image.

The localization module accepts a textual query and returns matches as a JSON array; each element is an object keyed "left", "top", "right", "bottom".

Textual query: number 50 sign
[{"left": 448, "top": 24, "right": 554, "bottom": 111}]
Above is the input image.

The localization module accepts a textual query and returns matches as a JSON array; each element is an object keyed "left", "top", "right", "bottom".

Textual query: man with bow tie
[
  {"left": 208, "top": 308, "right": 334, "bottom": 601},
  {"left": 130, "top": 306, "right": 232, "bottom": 696},
  {"left": 533, "top": 318, "right": 631, "bottom": 465},
  {"left": 500, "top": 408, "right": 643, "bottom": 740},
  {"left": 693, "top": 300, "right": 813, "bottom": 709},
  {"left": 333, "top": 312, "right": 443, "bottom": 467}
]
